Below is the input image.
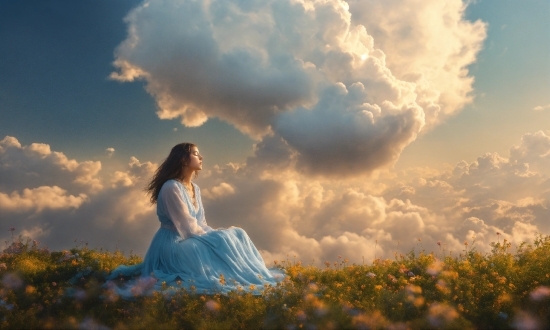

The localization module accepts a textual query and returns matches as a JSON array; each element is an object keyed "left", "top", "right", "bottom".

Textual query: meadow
[{"left": 1, "top": 232, "right": 549, "bottom": 329}]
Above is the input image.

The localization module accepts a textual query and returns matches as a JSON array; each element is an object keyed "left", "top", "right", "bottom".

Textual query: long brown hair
[{"left": 146, "top": 142, "right": 198, "bottom": 204}]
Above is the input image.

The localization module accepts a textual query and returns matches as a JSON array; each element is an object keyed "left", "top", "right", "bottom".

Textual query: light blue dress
[{"left": 106, "top": 180, "right": 284, "bottom": 296}]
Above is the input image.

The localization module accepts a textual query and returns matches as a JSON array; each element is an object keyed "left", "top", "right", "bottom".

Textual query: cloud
[
  {"left": 0, "top": 186, "right": 87, "bottom": 213},
  {"left": 0, "top": 137, "right": 157, "bottom": 254},
  {"left": 3, "top": 131, "right": 550, "bottom": 266},
  {"left": 0, "top": 136, "right": 102, "bottom": 193},
  {"left": 382, "top": 131, "right": 550, "bottom": 249},
  {"left": 200, "top": 167, "right": 430, "bottom": 264},
  {"left": 202, "top": 182, "right": 235, "bottom": 200},
  {"left": 111, "top": 156, "right": 156, "bottom": 188},
  {"left": 111, "top": 0, "right": 314, "bottom": 137},
  {"left": 509, "top": 131, "right": 550, "bottom": 176},
  {"left": 106, "top": 147, "right": 115, "bottom": 157},
  {"left": 533, "top": 104, "right": 550, "bottom": 111},
  {"left": 111, "top": 0, "right": 486, "bottom": 176},
  {"left": 274, "top": 83, "right": 424, "bottom": 176},
  {"left": 347, "top": 0, "right": 487, "bottom": 128},
  {"left": 200, "top": 131, "right": 550, "bottom": 265}
]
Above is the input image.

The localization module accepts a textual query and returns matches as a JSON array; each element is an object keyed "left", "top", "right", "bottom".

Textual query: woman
[{"left": 107, "top": 143, "right": 284, "bottom": 295}]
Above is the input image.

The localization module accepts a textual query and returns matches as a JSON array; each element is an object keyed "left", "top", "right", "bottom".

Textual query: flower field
[{"left": 1, "top": 234, "right": 549, "bottom": 329}]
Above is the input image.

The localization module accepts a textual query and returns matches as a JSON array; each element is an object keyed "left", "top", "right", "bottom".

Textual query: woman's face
[{"left": 187, "top": 146, "right": 203, "bottom": 171}]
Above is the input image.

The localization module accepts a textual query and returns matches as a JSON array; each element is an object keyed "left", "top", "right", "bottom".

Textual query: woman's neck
[{"left": 180, "top": 170, "right": 194, "bottom": 185}]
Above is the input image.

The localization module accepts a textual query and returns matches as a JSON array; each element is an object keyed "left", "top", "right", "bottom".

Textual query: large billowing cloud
[
  {"left": 111, "top": 0, "right": 486, "bottom": 176},
  {"left": 111, "top": 0, "right": 315, "bottom": 136}
]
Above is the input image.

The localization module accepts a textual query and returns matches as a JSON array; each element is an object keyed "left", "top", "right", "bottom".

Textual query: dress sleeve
[{"left": 159, "top": 181, "right": 206, "bottom": 238}]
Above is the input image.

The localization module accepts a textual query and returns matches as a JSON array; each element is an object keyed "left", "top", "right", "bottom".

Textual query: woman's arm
[{"left": 159, "top": 181, "right": 206, "bottom": 238}]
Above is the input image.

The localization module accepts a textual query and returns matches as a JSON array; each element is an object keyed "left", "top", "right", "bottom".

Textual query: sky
[{"left": 1, "top": 0, "right": 549, "bottom": 265}]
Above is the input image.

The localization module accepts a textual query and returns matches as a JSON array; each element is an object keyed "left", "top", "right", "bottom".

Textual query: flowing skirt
[{"left": 106, "top": 226, "right": 285, "bottom": 297}]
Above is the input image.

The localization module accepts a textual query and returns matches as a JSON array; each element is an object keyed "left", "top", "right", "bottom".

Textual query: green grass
[{"left": 1, "top": 235, "right": 549, "bottom": 329}]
